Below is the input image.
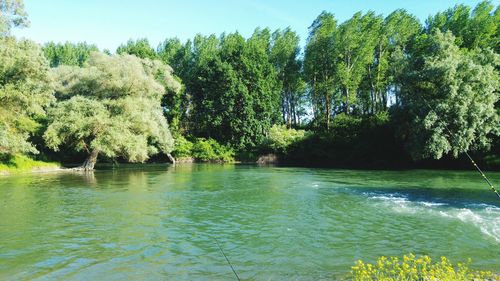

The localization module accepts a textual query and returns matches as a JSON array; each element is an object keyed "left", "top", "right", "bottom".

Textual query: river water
[{"left": 0, "top": 164, "right": 499, "bottom": 280}]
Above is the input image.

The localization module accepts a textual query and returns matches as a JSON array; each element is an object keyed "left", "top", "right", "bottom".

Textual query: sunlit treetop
[{"left": 0, "top": 0, "right": 29, "bottom": 36}]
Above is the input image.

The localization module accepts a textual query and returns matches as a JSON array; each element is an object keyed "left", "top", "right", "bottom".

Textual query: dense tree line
[{"left": 1, "top": 0, "right": 499, "bottom": 169}]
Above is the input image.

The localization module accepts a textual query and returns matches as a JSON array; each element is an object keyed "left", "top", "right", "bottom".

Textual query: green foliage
[
  {"left": 351, "top": 254, "right": 498, "bottom": 281},
  {"left": 44, "top": 52, "right": 180, "bottom": 165},
  {"left": 425, "top": 1, "right": 499, "bottom": 50},
  {"left": 117, "top": 38, "right": 158, "bottom": 60},
  {"left": 285, "top": 112, "right": 405, "bottom": 167},
  {"left": 172, "top": 135, "right": 194, "bottom": 158},
  {"left": 0, "top": 154, "right": 58, "bottom": 173},
  {"left": 0, "top": 0, "right": 29, "bottom": 35},
  {"left": 1, "top": 1, "right": 499, "bottom": 168},
  {"left": 271, "top": 28, "right": 306, "bottom": 127},
  {"left": 42, "top": 42, "right": 99, "bottom": 67},
  {"left": 358, "top": 10, "right": 421, "bottom": 115},
  {"left": 0, "top": 37, "right": 54, "bottom": 155},
  {"left": 192, "top": 138, "right": 234, "bottom": 162},
  {"left": 401, "top": 30, "right": 499, "bottom": 160},
  {"left": 172, "top": 136, "right": 234, "bottom": 162},
  {"left": 189, "top": 31, "right": 280, "bottom": 149},
  {"left": 263, "top": 125, "right": 307, "bottom": 154},
  {"left": 304, "top": 11, "right": 337, "bottom": 128},
  {"left": 157, "top": 37, "right": 183, "bottom": 69},
  {"left": 335, "top": 12, "right": 381, "bottom": 114}
]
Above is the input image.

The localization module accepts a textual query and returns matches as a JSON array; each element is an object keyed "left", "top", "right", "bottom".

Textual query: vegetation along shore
[
  {"left": 1, "top": 0, "right": 499, "bottom": 279},
  {"left": 1, "top": 1, "right": 498, "bottom": 173}
]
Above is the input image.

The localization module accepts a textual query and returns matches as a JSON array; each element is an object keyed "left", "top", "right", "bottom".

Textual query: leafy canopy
[
  {"left": 44, "top": 52, "right": 181, "bottom": 162},
  {"left": 0, "top": 0, "right": 29, "bottom": 35},
  {"left": 43, "top": 42, "right": 99, "bottom": 67},
  {"left": 402, "top": 31, "right": 499, "bottom": 159},
  {"left": 0, "top": 37, "right": 54, "bottom": 154}
]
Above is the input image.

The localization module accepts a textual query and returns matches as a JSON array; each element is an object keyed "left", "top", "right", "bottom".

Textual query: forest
[{"left": 1, "top": 0, "right": 499, "bottom": 170}]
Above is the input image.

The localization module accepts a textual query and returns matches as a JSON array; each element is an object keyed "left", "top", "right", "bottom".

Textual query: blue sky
[{"left": 13, "top": 0, "right": 499, "bottom": 51}]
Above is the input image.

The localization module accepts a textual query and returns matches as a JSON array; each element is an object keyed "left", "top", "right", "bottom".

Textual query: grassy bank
[{"left": 0, "top": 155, "right": 60, "bottom": 175}]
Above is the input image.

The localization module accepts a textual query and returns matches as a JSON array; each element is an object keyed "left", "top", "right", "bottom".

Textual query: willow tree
[
  {"left": 44, "top": 52, "right": 181, "bottom": 170},
  {"left": 0, "top": 0, "right": 29, "bottom": 35},
  {"left": 0, "top": 37, "right": 54, "bottom": 155},
  {"left": 401, "top": 31, "right": 499, "bottom": 160}
]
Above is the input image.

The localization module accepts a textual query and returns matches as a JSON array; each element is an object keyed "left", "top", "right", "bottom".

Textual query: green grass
[{"left": 0, "top": 154, "right": 60, "bottom": 174}]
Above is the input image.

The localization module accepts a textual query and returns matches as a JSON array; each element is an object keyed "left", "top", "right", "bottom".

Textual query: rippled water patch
[{"left": 0, "top": 165, "right": 499, "bottom": 280}]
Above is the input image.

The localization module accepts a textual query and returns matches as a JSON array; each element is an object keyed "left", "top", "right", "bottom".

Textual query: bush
[
  {"left": 172, "top": 135, "right": 194, "bottom": 158},
  {"left": 172, "top": 136, "right": 234, "bottom": 162},
  {"left": 283, "top": 112, "right": 408, "bottom": 168},
  {"left": 351, "top": 254, "right": 497, "bottom": 281},
  {"left": 192, "top": 138, "right": 234, "bottom": 162},
  {"left": 263, "top": 125, "right": 308, "bottom": 154}
]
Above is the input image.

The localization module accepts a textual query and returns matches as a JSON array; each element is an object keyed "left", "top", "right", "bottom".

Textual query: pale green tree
[
  {"left": 402, "top": 31, "right": 499, "bottom": 159},
  {"left": 0, "top": 37, "right": 54, "bottom": 155},
  {"left": 0, "top": 0, "right": 29, "bottom": 35},
  {"left": 44, "top": 52, "right": 181, "bottom": 169}
]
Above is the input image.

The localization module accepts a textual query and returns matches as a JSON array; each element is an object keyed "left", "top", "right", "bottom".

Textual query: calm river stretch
[{"left": 0, "top": 165, "right": 499, "bottom": 280}]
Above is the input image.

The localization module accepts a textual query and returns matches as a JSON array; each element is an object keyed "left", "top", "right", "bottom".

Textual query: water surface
[{"left": 1, "top": 165, "right": 499, "bottom": 280}]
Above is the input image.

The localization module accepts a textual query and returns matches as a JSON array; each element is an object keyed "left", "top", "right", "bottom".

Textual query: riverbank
[{"left": 0, "top": 155, "right": 61, "bottom": 175}]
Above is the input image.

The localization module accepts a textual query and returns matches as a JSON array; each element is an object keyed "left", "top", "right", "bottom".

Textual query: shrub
[
  {"left": 263, "top": 125, "right": 307, "bottom": 154},
  {"left": 171, "top": 136, "right": 234, "bottom": 162},
  {"left": 192, "top": 138, "right": 234, "bottom": 162},
  {"left": 172, "top": 135, "right": 194, "bottom": 158},
  {"left": 283, "top": 112, "right": 407, "bottom": 168},
  {"left": 351, "top": 254, "right": 497, "bottom": 281},
  {"left": 208, "top": 139, "right": 235, "bottom": 162}
]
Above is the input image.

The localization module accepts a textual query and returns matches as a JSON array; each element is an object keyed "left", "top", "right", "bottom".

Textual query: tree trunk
[
  {"left": 326, "top": 94, "right": 331, "bottom": 131},
  {"left": 281, "top": 95, "right": 287, "bottom": 124},
  {"left": 167, "top": 153, "right": 176, "bottom": 165},
  {"left": 382, "top": 89, "right": 387, "bottom": 110},
  {"left": 345, "top": 88, "right": 349, "bottom": 114},
  {"left": 80, "top": 149, "right": 99, "bottom": 170},
  {"left": 370, "top": 90, "right": 375, "bottom": 114}
]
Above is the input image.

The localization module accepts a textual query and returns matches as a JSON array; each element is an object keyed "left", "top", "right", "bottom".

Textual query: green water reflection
[{"left": 0, "top": 165, "right": 499, "bottom": 280}]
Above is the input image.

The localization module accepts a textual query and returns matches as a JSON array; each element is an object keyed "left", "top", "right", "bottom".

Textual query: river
[{"left": 0, "top": 164, "right": 499, "bottom": 280}]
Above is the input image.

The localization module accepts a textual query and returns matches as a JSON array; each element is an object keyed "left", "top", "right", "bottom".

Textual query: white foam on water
[
  {"left": 420, "top": 201, "right": 447, "bottom": 207},
  {"left": 367, "top": 193, "right": 416, "bottom": 214},
  {"left": 366, "top": 192, "right": 500, "bottom": 242},
  {"left": 440, "top": 207, "right": 500, "bottom": 243}
]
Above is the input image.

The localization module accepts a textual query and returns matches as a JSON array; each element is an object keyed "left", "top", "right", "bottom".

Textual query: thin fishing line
[
  {"left": 419, "top": 98, "right": 499, "bottom": 199},
  {"left": 214, "top": 238, "right": 241, "bottom": 281},
  {"left": 463, "top": 151, "right": 500, "bottom": 199}
]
